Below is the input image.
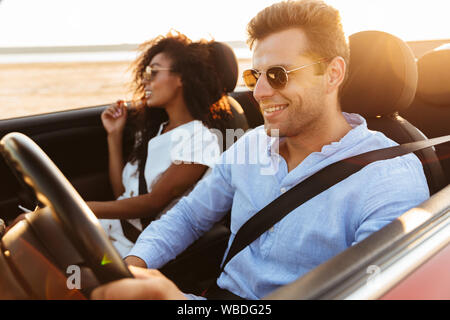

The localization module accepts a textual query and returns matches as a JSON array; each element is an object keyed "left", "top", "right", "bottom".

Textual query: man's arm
[
  {"left": 126, "top": 156, "right": 235, "bottom": 269},
  {"left": 353, "top": 156, "right": 429, "bottom": 244},
  {"left": 125, "top": 255, "right": 147, "bottom": 268}
]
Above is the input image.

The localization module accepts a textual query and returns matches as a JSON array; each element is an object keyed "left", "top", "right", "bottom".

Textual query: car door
[{"left": 0, "top": 106, "right": 135, "bottom": 222}]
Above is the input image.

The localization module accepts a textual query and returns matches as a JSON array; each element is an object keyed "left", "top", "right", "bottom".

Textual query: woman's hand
[
  {"left": 101, "top": 101, "right": 128, "bottom": 198},
  {"left": 101, "top": 100, "right": 128, "bottom": 136},
  {"left": 90, "top": 266, "right": 187, "bottom": 300}
]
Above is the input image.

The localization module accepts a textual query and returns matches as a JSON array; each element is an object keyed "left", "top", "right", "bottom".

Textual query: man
[{"left": 92, "top": 0, "right": 429, "bottom": 300}]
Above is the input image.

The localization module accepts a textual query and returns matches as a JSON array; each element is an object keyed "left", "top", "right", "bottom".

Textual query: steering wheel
[{"left": 0, "top": 132, "right": 132, "bottom": 288}]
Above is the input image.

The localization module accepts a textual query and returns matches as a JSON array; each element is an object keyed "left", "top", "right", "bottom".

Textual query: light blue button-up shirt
[{"left": 128, "top": 113, "right": 429, "bottom": 299}]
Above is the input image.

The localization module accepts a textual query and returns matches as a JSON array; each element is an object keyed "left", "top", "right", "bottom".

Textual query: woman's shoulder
[
  {"left": 172, "top": 120, "right": 217, "bottom": 140},
  {"left": 169, "top": 120, "right": 221, "bottom": 167}
]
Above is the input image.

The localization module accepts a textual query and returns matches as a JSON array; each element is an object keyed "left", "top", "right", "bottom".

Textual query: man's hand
[
  {"left": 90, "top": 266, "right": 187, "bottom": 300},
  {"left": 124, "top": 255, "right": 148, "bottom": 268}
]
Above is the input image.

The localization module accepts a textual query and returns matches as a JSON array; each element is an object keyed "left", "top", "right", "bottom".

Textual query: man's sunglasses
[
  {"left": 242, "top": 59, "right": 328, "bottom": 91},
  {"left": 143, "top": 65, "right": 172, "bottom": 81}
]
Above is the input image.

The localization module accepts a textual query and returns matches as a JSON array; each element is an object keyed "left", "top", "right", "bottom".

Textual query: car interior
[
  {"left": 400, "top": 44, "right": 450, "bottom": 184},
  {"left": 340, "top": 30, "right": 447, "bottom": 195},
  {"left": 0, "top": 30, "right": 449, "bottom": 299}
]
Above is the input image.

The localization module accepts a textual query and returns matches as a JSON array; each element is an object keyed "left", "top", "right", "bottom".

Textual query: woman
[{"left": 88, "top": 32, "right": 231, "bottom": 256}]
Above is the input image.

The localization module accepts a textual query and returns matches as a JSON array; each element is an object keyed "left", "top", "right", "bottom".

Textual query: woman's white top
[{"left": 99, "top": 120, "right": 221, "bottom": 257}]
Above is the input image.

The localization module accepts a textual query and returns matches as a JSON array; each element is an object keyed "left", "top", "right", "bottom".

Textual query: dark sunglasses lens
[
  {"left": 143, "top": 66, "right": 160, "bottom": 81},
  {"left": 267, "top": 67, "right": 288, "bottom": 89},
  {"left": 243, "top": 69, "right": 259, "bottom": 90}
]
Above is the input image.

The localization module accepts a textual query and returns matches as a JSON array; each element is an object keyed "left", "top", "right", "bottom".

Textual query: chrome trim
[{"left": 344, "top": 211, "right": 450, "bottom": 300}]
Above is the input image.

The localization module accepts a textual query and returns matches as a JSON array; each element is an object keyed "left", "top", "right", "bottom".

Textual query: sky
[{"left": 0, "top": 0, "right": 449, "bottom": 47}]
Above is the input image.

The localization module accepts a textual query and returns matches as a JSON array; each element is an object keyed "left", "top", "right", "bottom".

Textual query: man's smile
[{"left": 262, "top": 104, "right": 288, "bottom": 118}]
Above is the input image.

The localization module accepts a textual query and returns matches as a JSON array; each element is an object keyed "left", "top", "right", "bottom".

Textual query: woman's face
[{"left": 143, "top": 52, "right": 182, "bottom": 108}]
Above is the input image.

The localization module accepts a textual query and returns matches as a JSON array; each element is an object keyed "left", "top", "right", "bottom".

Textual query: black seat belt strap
[
  {"left": 120, "top": 219, "right": 141, "bottom": 243},
  {"left": 220, "top": 135, "right": 450, "bottom": 273},
  {"left": 120, "top": 142, "right": 150, "bottom": 243}
]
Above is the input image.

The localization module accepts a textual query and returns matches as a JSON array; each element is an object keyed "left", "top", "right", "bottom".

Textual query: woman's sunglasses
[
  {"left": 143, "top": 66, "right": 172, "bottom": 81},
  {"left": 242, "top": 59, "right": 328, "bottom": 91}
]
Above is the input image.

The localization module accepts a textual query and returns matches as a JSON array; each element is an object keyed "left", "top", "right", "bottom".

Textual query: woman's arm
[
  {"left": 106, "top": 133, "right": 126, "bottom": 198},
  {"left": 88, "top": 163, "right": 208, "bottom": 219},
  {"left": 100, "top": 102, "right": 128, "bottom": 198}
]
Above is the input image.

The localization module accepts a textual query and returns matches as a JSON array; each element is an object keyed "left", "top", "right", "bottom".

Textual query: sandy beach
[
  {"left": 0, "top": 58, "right": 252, "bottom": 120},
  {"left": 1, "top": 61, "right": 133, "bottom": 120}
]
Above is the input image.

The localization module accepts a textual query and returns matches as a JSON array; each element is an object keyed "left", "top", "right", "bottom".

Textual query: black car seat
[
  {"left": 230, "top": 90, "right": 264, "bottom": 128},
  {"left": 209, "top": 41, "right": 249, "bottom": 140},
  {"left": 223, "top": 48, "right": 264, "bottom": 130},
  {"left": 400, "top": 44, "right": 450, "bottom": 185},
  {"left": 341, "top": 30, "right": 446, "bottom": 195}
]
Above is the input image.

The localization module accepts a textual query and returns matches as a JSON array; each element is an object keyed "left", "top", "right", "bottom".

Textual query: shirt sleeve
[
  {"left": 352, "top": 154, "right": 430, "bottom": 245},
  {"left": 126, "top": 151, "right": 235, "bottom": 269}
]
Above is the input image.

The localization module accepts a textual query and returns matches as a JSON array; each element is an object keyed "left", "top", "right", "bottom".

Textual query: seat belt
[
  {"left": 219, "top": 135, "right": 450, "bottom": 274},
  {"left": 120, "top": 147, "right": 151, "bottom": 243}
]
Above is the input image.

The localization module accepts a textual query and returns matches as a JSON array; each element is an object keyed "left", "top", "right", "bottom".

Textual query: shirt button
[{"left": 280, "top": 187, "right": 287, "bottom": 194}]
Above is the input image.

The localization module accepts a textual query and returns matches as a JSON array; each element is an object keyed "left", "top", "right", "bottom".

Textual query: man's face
[{"left": 252, "top": 28, "right": 328, "bottom": 138}]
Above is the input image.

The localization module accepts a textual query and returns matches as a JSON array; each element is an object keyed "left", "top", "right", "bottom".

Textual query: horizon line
[{"left": 0, "top": 41, "right": 249, "bottom": 55}]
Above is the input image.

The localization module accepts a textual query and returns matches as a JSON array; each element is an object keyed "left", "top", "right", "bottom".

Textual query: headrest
[
  {"left": 416, "top": 44, "right": 450, "bottom": 107},
  {"left": 209, "top": 41, "right": 239, "bottom": 93},
  {"left": 341, "top": 31, "right": 418, "bottom": 117}
]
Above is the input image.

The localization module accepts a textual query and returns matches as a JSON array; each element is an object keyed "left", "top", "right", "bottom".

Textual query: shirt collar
[{"left": 265, "top": 112, "right": 369, "bottom": 157}]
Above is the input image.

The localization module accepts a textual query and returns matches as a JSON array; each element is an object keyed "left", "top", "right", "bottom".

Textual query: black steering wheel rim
[{"left": 0, "top": 132, "right": 132, "bottom": 285}]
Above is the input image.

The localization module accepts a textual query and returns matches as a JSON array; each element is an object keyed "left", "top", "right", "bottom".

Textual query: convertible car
[{"left": 0, "top": 30, "right": 449, "bottom": 300}]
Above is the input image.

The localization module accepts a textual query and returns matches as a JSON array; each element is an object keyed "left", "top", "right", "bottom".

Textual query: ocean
[{"left": 0, "top": 43, "right": 252, "bottom": 64}]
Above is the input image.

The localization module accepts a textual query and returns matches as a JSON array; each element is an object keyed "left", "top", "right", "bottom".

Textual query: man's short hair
[{"left": 247, "top": 0, "right": 349, "bottom": 78}]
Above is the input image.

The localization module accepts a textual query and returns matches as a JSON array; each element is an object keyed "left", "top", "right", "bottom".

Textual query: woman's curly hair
[{"left": 127, "top": 31, "right": 232, "bottom": 169}]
